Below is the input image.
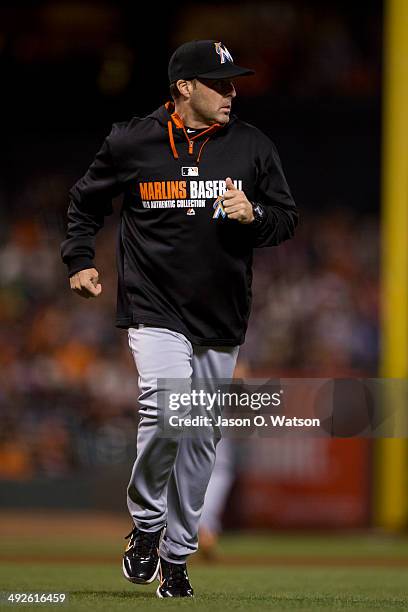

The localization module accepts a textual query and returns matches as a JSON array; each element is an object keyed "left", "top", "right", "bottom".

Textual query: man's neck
[{"left": 173, "top": 103, "right": 211, "bottom": 129}]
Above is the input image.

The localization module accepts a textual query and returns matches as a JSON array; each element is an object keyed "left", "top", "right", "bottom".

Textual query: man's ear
[{"left": 176, "top": 80, "right": 193, "bottom": 99}]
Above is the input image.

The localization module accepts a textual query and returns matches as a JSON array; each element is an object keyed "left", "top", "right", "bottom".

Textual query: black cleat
[
  {"left": 122, "top": 526, "right": 164, "bottom": 584},
  {"left": 156, "top": 558, "right": 194, "bottom": 598}
]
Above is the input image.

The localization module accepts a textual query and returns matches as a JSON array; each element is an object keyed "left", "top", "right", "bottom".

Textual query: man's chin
[{"left": 217, "top": 111, "right": 231, "bottom": 125}]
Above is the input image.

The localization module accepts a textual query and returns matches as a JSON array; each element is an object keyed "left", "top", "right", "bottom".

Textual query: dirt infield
[
  {"left": 0, "top": 510, "right": 129, "bottom": 537},
  {"left": 1, "top": 510, "right": 407, "bottom": 568},
  {"left": 2, "top": 554, "right": 408, "bottom": 567}
]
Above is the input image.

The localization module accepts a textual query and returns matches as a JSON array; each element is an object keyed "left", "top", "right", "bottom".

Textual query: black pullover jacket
[{"left": 61, "top": 102, "right": 298, "bottom": 346}]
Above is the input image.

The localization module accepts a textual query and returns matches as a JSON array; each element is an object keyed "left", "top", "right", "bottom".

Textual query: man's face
[{"left": 189, "top": 78, "right": 237, "bottom": 126}]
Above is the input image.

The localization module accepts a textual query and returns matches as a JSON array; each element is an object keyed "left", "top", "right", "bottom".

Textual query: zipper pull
[{"left": 188, "top": 141, "right": 193, "bottom": 155}]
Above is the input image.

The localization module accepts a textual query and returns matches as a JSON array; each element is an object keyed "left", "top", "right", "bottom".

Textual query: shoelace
[{"left": 125, "top": 528, "right": 160, "bottom": 558}]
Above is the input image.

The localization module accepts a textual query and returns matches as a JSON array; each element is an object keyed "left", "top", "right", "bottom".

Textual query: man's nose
[{"left": 225, "top": 81, "right": 236, "bottom": 97}]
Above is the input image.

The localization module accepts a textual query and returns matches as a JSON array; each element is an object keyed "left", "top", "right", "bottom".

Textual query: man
[{"left": 61, "top": 40, "right": 298, "bottom": 598}]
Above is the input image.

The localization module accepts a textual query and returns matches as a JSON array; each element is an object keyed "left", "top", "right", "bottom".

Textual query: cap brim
[{"left": 197, "top": 64, "right": 255, "bottom": 79}]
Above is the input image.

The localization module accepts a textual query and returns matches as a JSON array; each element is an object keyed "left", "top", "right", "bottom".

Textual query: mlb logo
[{"left": 182, "top": 167, "right": 199, "bottom": 177}]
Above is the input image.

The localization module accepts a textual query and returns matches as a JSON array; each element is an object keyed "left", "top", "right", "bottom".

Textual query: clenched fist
[
  {"left": 222, "top": 177, "right": 254, "bottom": 224},
  {"left": 70, "top": 268, "right": 102, "bottom": 299}
]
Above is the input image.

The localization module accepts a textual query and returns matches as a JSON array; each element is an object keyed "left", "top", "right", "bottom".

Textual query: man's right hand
[{"left": 70, "top": 268, "right": 102, "bottom": 299}]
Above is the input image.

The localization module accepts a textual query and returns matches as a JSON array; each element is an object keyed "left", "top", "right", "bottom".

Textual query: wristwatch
[{"left": 251, "top": 202, "right": 266, "bottom": 226}]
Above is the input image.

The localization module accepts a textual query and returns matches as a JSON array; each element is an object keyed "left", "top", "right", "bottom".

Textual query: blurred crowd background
[{"left": 0, "top": 0, "right": 382, "bottom": 527}]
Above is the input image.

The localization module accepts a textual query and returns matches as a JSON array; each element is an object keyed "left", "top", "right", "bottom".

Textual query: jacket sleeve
[
  {"left": 60, "top": 127, "right": 122, "bottom": 277},
  {"left": 248, "top": 138, "right": 298, "bottom": 248}
]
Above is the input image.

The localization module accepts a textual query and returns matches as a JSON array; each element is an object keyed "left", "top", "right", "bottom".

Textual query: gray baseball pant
[{"left": 127, "top": 325, "right": 239, "bottom": 564}]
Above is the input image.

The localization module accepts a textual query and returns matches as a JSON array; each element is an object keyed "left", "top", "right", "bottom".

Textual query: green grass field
[{"left": 1, "top": 513, "right": 408, "bottom": 611}]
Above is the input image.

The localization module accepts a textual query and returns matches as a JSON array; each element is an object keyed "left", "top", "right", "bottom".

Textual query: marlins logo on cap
[{"left": 214, "top": 42, "right": 233, "bottom": 64}]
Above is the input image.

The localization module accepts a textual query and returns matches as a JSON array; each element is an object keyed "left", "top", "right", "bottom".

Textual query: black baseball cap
[{"left": 168, "top": 40, "right": 255, "bottom": 83}]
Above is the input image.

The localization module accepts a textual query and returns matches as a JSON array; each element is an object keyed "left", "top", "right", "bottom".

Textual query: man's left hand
[{"left": 223, "top": 177, "right": 254, "bottom": 224}]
